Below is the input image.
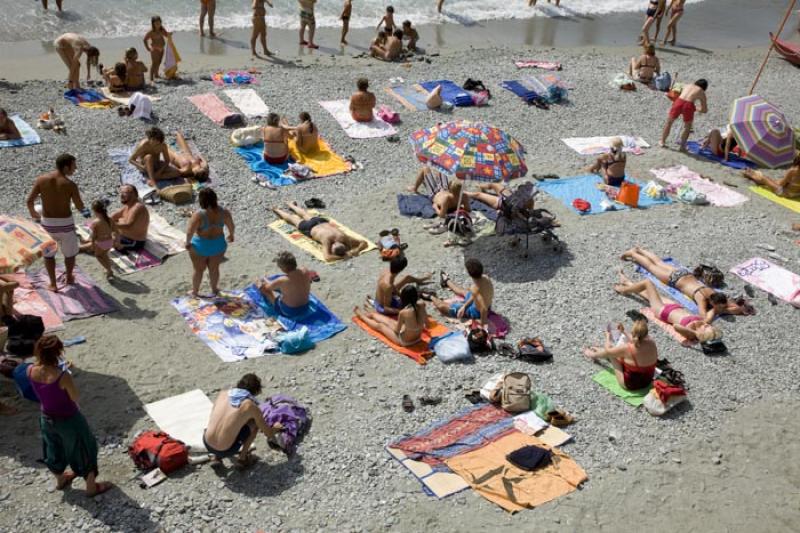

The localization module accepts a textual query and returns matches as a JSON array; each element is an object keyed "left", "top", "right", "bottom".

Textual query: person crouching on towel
[
  {"left": 258, "top": 251, "right": 312, "bottom": 318},
  {"left": 373, "top": 256, "right": 432, "bottom": 315}
]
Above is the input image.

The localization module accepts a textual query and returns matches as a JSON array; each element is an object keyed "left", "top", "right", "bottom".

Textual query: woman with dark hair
[
  {"left": 262, "top": 113, "right": 291, "bottom": 164},
  {"left": 354, "top": 285, "right": 427, "bottom": 346},
  {"left": 185, "top": 188, "right": 234, "bottom": 297},
  {"left": 54, "top": 33, "right": 100, "bottom": 90},
  {"left": 289, "top": 112, "right": 320, "bottom": 154},
  {"left": 28, "top": 335, "right": 112, "bottom": 496}
]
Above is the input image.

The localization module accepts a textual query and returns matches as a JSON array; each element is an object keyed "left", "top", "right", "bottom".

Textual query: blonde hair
[
  {"left": 697, "top": 325, "right": 722, "bottom": 343},
  {"left": 630, "top": 320, "right": 649, "bottom": 346},
  {"left": 610, "top": 137, "right": 623, "bottom": 151}
]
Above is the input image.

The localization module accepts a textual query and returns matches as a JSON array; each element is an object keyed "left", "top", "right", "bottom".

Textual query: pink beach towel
[
  {"left": 650, "top": 166, "right": 748, "bottom": 207},
  {"left": 640, "top": 308, "right": 696, "bottom": 346},
  {"left": 729, "top": 258, "right": 800, "bottom": 308},
  {"left": 27, "top": 266, "right": 118, "bottom": 321},
  {"left": 5, "top": 273, "right": 64, "bottom": 332},
  {"left": 187, "top": 93, "right": 233, "bottom": 125},
  {"left": 514, "top": 60, "right": 562, "bottom": 71}
]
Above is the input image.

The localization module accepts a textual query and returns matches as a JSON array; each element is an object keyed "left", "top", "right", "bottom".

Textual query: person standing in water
[
  {"left": 199, "top": 0, "right": 217, "bottom": 38},
  {"left": 251, "top": 0, "right": 274, "bottom": 57},
  {"left": 340, "top": 0, "right": 352, "bottom": 45},
  {"left": 143, "top": 16, "right": 171, "bottom": 82}
]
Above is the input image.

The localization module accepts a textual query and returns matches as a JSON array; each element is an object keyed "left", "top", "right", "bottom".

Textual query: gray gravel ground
[{"left": 0, "top": 44, "right": 799, "bottom": 532}]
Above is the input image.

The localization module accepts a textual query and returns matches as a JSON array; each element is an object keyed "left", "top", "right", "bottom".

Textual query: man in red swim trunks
[{"left": 660, "top": 79, "right": 708, "bottom": 152}]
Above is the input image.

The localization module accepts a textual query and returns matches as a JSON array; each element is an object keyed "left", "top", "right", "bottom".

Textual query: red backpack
[{"left": 128, "top": 431, "right": 189, "bottom": 474}]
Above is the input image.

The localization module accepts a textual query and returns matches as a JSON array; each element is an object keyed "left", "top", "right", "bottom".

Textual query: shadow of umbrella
[{"left": 463, "top": 232, "right": 575, "bottom": 284}]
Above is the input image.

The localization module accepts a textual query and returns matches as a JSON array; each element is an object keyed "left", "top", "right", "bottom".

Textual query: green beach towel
[{"left": 592, "top": 369, "right": 651, "bottom": 407}]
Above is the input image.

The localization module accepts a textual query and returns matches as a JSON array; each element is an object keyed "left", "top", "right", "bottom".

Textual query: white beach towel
[
  {"left": 650, "top": 165, "right": 748, "bottom": 207},
  {"left": 562, "top": 136, "right": 650, "bottom": 155},
  {"left": 224, "top": 88, "right": 269, "bottom": 119},
  {"left": 145, "top": 212, "right": 186, "bottom": 258},
  {"left": 144, "top": 389, "right": 213, "bottom": 452},
  {"left": 729, "top": 257, "right": 800, "bottom": 308},
  {"left": 129, "top": 92, "right": 153, "bottom": 120},
  {"left": 99, "top": 88, "right": 161, "bottom": 107},
  {"left": 319, "top": 100, "right": 397, "bottom": 139}
]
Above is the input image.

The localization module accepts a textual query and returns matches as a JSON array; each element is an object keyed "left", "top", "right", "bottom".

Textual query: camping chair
[{"left": 494, "top": 182, "right": 563, "bottom": 257}]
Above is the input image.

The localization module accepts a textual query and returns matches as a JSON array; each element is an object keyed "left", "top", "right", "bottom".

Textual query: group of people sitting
[
  {"left": 369, "top": 6, "right": 420, "bottom": 61},
  {"left": 261, "top": 112, "right": 320, "bottom": 164},
  {"left": 101, "top": 48, "right": 148, "bottom": 94}
]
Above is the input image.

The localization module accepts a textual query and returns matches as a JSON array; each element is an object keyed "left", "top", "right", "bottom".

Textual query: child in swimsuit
[
  {"left": 143, "top": 16, "right": 171, "bottom": 82},
  {"left": 88, "top": 200, "right": 115, "bottom": 280},
  {"left": 377, "top": 6, "right": 396, "bottom": 34}
]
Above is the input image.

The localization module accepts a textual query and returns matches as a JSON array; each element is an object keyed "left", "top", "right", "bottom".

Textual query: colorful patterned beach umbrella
[
  {"left": 409, "top": 121, "right": 527, "bottom": 182},
  {"left": 729, "top": 95, "right": 795, "bottom": 169},
  {"left": 0, "top": 216, "right": 57, "bottom": 274}
]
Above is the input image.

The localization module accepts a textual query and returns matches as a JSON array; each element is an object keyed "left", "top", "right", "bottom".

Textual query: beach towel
[
  {"left": 729, "top": 257, "right": 800, "bottom": 307},
  {"left": 187, "top": 93, "right": 234, "bottom": 125},
  {"left": 146, "top": 212, "right": 187, "bottom": 258},
  {"left": 749, "top": 186, "right": 800, "bottom": 214},
  {"left": 419, "top": 80, "right": 473, "bottom": 107},
  {"left": 259, "top": 395, "right": 311, "bottom": 457},
  {"left": 244, "top": 283, "right": 347, "bottom": 345},
  {"left": 396, "top": 194, "right": 498, "bottom": 221},
  {"left": 634, "top": 257, "right": 700, "bottom": 313},
  {"left": 288, "top": 137, "right": 352, "bottom": 178},
  {"left": 163, "top": 35, "right": 181, "bottom": 79},
  {"left": 63, "top": 89, "right": 113, "bottom": 109},
  {"left": 501, "top": 80, "right": 541, "bottom": 103},
  {"left": 640, "top": 307, "right": 696, "bottom": 346},
  {"left": 685, "top": 141, "right": 756, "bottom": 170},
  {"left": 75, "top": 224, "right": 161, "bottom": 275},
  {"left": 3, "top": 273, "right": 64, "bottom": 332},
  {"left": 223, "top": 88, "right": 269, "bottom": 119},
  {"left": 212, "top": 71, "right": 258, "bottom": 86},
  {"left": 0, "top": 116, "right": 40, "bottom": 148},
  {"left": 98, "top": 88, "right": 161, "bottom": 107},
  {"left": 537, "top": 174, "right": 672, "bottom": 215},
  {"left": 514, "top": 60, "right": 562, "bottom": 71},
  {"left": 385, "top": 446, "right": 470, "bottom": 498},
  {"left": 385, "top": 85, "right": 428, "bottom": 111},
  {"left": 267, "top": 211, "right": 376, "bottom": 263},
  {"left": 172, "top": 291, "right": 281, "bottom": 362},
  {"left": 234, "top": 143, "right": 295, "bottom": 187},
  {"left": 144, "top": 389, "right": 212, "bottom": 452},
  {"left": 108, "top": 146, "right": 157, "bottom": 201},
  {"left": 562, "top": 136, "right": 649, "bottom": 155},
  {"left": 592, "top": 369, "right": 651, "bottom": 406},
  {"left": 650, "top": 165, "right": 749, "bottom": 207},
  {"left": 352, "top": 316, "right": 449, "bottom": 364},
  {"left": 442, "top": 296, "right": 510, "bottom": 338},
  {"left": 318, "top": 100, "right": 397, "bottom": 139},
  {"left": 27, "top": 266, "right": 118, "bottom": 321}
]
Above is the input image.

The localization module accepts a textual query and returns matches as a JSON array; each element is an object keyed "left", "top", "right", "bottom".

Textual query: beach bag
[
  {"left": 693, "top": 264, "right": 724, "bottom": 288},
  {"left": 462, "top": 78, "right": 488, "bottom": 95},
  {"left": 276, "top": 326, "right": 315, "bottom": 354},
  {"left": 128, "top": 431, "right": 188, "bottom": 474},
  {"left": 654, "top": 72, "right": 672, "bottom": 92},
  {"left": 158, "top": 183, "right": 193, "bottom": 205},
  {"left": 643, "top": 381, "right": 687, "bottom": 416},
  {"left": 516, "top": 337, "right": 553, "bottom": 363},
  {"left": 2, "top": 314, "right": 45, "bottom": 357},
  {"left": 433, "top": 332, "right": 472, "bottom": 364},
  {"left": 617, "top": 181, "right": 640, "bottom": 208},
  {"left": 501, "top": 372, "right": 532, "bottom": 413},
  {"left": 377, "top": 105, "right": 400, "bottom": 124},
  {"left": 223, "top": 113, "right": 245, "bottom": 128},
  {"left": 611, "top": 73, "right": 636, "bottom": 91},
  {"left": 480, "top": 372, "right": 506, "bottom": 402},
  {"left": 471, "top": 91, "right": 490, "bottom": 107}
]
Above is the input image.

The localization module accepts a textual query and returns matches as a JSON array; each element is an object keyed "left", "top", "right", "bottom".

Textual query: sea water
[{"left": 0, "top": 0, "right": 704, "bottom": 42}]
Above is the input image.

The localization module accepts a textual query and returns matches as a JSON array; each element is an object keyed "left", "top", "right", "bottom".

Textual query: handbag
[{"left": 617, "top": 181, "right": 640, "bottom": 208}]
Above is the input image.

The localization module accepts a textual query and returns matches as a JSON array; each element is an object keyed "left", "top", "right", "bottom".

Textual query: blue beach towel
[
  {"left": 537, "top": 174, "right": 673, "bottom": 215},
  {"left": 634, "top": 257, "right": 700, "bottom": 314},
  {"left": 0, "top": 116, "right": 41, "bottom": 148},
  {"left": 419, "top": 80, "right": 474, "bottom": 107},
  {"left": 234, "top": 142, "right": 296, "bottom": 187},
  {"left": 63, "top": 88, "right": 109, "bottom": 106},
  {"left": 388, "top": 85, "right": 429, "bottom": 111},
  {"left": 396, "top": 194, "right": 499, "bottom": 221},
  {"left": 501, "top": 80, "right": 540, "bottom": 103},
  {"left": 685, "top": 141, "right": 756, "bottom": 170}
]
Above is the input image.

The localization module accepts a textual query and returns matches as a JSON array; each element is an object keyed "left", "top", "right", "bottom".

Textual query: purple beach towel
[
  {"left": 259, "top": 395, "right": 311, "bottom": 457},
  {"left": 27, "top": 266, "right": 118, "bottom": 321}
]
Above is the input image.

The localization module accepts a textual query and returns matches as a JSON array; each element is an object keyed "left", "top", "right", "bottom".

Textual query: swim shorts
[
  {"left": 203, "top": 424, "right": 252, "bottom": 459},
  {"left": 118, "top": 236, "right": 147, "bottom": 251},
  {"left": 300, "top": 10, "right": 315, "bottom": 25},
  {"left": 668, "top": 98, "right": 696, "bottom": 122},
  {"left": 297, "top": 216, "right": 328, "bottom": 238},
  {"left": 41, "top": 217, "right": 79, "bottom": 259},
  {"left": 448, "top": 292, "right": 484, "bottom": 320}
]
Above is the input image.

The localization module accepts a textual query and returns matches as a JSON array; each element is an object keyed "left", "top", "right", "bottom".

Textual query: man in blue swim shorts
[
  {"left": 373, "top": 256, "right": 432, "bottom": 315},
  {"left": 432, "top": 258, "right": 494, "bottom": 326},
  {"left": 258, "top": 251, "right": 312, "bottom": 319}
]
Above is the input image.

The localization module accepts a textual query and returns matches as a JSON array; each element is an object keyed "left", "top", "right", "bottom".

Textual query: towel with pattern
[
  {"left": 650, "top": 165, "right": 748, "bottom": 207},
  {"left": 27, "top": 266, "right": 118, "bottom": 321},
  {"left": 729, "top": 257, "right": 800, "bottom": 307},
  {"left": 63, "top": 89, "right": 113, "bottom": 109},
  {"left": 319, "top": 100, "right": 397, "bottom": 139}
]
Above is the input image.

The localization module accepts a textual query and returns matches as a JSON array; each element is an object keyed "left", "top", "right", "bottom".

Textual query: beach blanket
[
  {"left": 385, "top": 446, "right": 470, "bottom": 498},
  {"left": 396, "top": 194, "right": 498, "bottom": 221},
  {"left": 163, "top": 35, "right": 181, "bottom": 79},
  {"left": 146, "top": 212, "right": 187, "bottom": 258},
  {"left": 212, "top": 71, "right": 258, "bottom": 86},
  {"left": 385, "top": 85, "right": 429, "bottom": 111},
  {"left": 267, "top": 212, "right": 376, "bottom": 263},
  {"left": 144, "top": 389, "right": 212, "bottom": 452},
  {"left": 729, "top": 257, "right": 800, "bottom": 307},
  {"left": 75, "top": 224, "right": 161, "bottom": 274},
  {"left": 244, "top": 282, "right": 347, "bottom": 345},
  {"left": 259, "top": 395, "right": 311, "bottom": 457},
  {"left": 318, "top": 100, "right": 397, "bottom": 139},
  {"left": 99, "top": 88, "right": 161, "bottom": 106},
  {"left": 4, "top": 273, "right": 64, "bottom": 332},
  {"left": 635, "top": 257, "right": 699, "bottom": 313},
  {"left": 187, "top": 93, "right": 234, "bottom": 125},
  {"left": 0, "top": 116, "right": 40, "bottom": 148},
  {"left": 592, "top": 369, "right": 651, "bottom": 406},
  {"left": 63, "top": 89, "right": 113, "bottom": 109},
  {"left": 352, "top": 316, "right": 449, "bottom": 365},
  {"left": 27, "top": 266, "right": 118, "bottom": 321},
  {"left": 419, "top": 80, "right": 473, "bottom": 107},
  {"left": 514, "top": 60, "right": 562, "bottom": 70},
  {"left": 640, "top": 307, "right": 696, "bottom": 346},
  {"left": 108, "top": 146, "right": 157, "bottom": 201},
  {"left": 223, "top": 88, "right": 269, "bottom": 118},
  {"left": 234, "top": 143, "right": 295, "bottom": 187},
  {"left": 749, "top": 186, "right": 800, "bottom": 214},
  {"left": 685, "top": 141, "right": 756, "bottom": 170},
  {"left": 562, "top": 136, "right": 649, "bottom": 155},
  {"left": 288, "top": 137, "right": 352, "bottom": 178},
  {"left": 650, "top": 165, "right": 749, "bottom": 207},
  {"left": 172, "top": 291, "right": 281, "bottom": 362},
  {"left": 537, "top": 174, "right": 672, "bottom": 215}
]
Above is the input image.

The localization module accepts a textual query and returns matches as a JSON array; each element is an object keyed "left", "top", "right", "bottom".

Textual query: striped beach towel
[{"left": 27, "top": 266, "right": 118, "bottom": 321}]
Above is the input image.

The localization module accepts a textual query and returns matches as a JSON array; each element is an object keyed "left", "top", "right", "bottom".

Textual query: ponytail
[{"left": 630, "top": 320, "right": 648, "bottom": 346}]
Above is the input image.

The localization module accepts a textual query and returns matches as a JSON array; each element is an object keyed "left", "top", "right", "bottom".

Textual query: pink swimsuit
[{"left": 659, "top": 303, "right": 701, "bottom": 327}]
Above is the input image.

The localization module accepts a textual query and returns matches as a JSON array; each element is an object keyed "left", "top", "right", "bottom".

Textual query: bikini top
[{"left": 198, "top": 208, "right": 225, "bottom": 232}]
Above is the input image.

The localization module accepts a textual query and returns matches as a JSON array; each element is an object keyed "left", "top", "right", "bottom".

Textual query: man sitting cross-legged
[{"left": 431, "top": 258, "right": 494, "bottom": 326}]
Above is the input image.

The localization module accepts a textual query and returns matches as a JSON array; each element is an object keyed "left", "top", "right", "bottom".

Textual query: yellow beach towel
[
  {"left": 749, "top": 186, "right": 800, "bottom": 214},
  {"left": 164, "top": 35, "right": 181, "bottom": 79},
  {"left": 268, "top": 211, "right": 376, "bottom": 263},
  {"left": 288, "top": 137, "right": 352, "bottom": 178}
]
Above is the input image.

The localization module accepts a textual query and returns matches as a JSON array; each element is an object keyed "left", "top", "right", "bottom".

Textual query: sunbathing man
[
  {"left": 742, "top": 153, "right": 800, "bottom": 199},
  {"left": 585, "top": 137, "right": 627, "bottom": 187},
  {"left": 169, "top": 131, "right": 210, "bottom": 180},
  {"left": 272, "top": 201, "right": 369, "bottom": 261},
  {"left": 431, "top": 258, "right": 493, "bottom": 325},
  {"left": 0, "top": 109, "right": 21, "bottom": 140},
  {"left": 258, "top": 251, "right": 312, "bottom": 318},
  {"left": 349, "top": 78, "right": 376, "bottom": 122},
  {"left": 627, "top": 44, "right": 660, "bottom": 84},
  {"left": 204, "top": 373, "right": 282, "bottom": 469},
  {"left": 407, "top": 165, "right": 470, "bottom": 218},
  {"left": 621, "top": 246, "right": 748, "bottom": 321},
  {"left": 373, "top": 256, "right": 432, "bottom": 315},
  {"left": 355, "top": 285, "right": 427, "bottom": 346},
  {"left": 129, "top": 127, "right": 181, "bottom": 186},
  {"left": 660, "top": 79, "right": 708, "bottom": 151},
  {"left": 111, "top": 185, "right": 150, "bottom": 252},
  {"left": 464, "top": 182, "right": 534, "bottom": 212}
]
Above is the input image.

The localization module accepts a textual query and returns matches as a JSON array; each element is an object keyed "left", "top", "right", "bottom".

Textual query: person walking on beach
[
  {"left": 340, "top": 0, "right": 352, "bottom": 45},
  {"left": 41, "top": 0, "right": 62, "bottom": 11},
  {"left": 639, "top": 0, "right": 666, "bottom": 44},
  {"left": 660, "top": 79, "right": 708, "bottom": 152},
  {"left": 53, "top": 33, "right": 100, "bottom": 90},
  {"left": 662, "top": 0, "right": 685, "bottom": 46},
  {"left": 199, "top": 0, "right": 217, "bottom": 38},
  {"left": 143, "top": 16, "right": 171, "bottom": 82},
  {"left": 251, "top": 0, "right": 275, "bottom": 57},
  {"left": 186, "top": 188, "right": 234, "bottom": 297},
  {"left": 298, "top": 0, "right": 319, "bottom": 49}
]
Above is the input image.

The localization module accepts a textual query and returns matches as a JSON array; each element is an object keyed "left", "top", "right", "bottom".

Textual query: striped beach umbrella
[
  {"left": 729, "top": 95, "right": 795, "bottom": 168},
  {"left": 0, "top": 216, "right": 57, "bottom": 274}
]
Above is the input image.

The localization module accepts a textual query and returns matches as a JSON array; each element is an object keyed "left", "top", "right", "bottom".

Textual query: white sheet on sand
[
  {"left": 224, "top": 88, "right": 269, "bottom": 119},
  {"left": 319, "top": 100, "right": 397, "bottom": 139},
  {"left": 146, "top": 212, "right": 187, "bottom": 258},
  {"left": 144, "top": 389, "right": 213, "bottom": 452},
  {"left": 730, "top": 257, "right": 800, "bottom": 308},
  {"left": 562, "top": 136, "right": 650, "bottom": 155}
]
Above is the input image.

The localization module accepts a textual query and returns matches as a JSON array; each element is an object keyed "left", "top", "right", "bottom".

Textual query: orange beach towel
[{"left": 352, "top": 316, "right": 450, "bottom": 364}]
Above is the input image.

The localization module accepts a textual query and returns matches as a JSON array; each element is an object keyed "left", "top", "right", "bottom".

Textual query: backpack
[
  {"left": 654, "top": 72, "right": 672, "bottom": 92},
  {"left": 128, "top": 431, "right": 189, "bottom": 474},
  {"left": 693, "top": 264, "right": 724, "bottom": 288},
  {"left": 501, "top": 372, "right": 532, "bottom": 413},
  {"left": 2, "top": 314, "right": 45, "bottom": 357}
]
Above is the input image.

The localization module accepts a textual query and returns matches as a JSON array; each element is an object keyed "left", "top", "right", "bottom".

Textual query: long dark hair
[
  {"left": 198, "top": 187, "right": 219, "bottom": 210},
  {"left": 92, "top": 199, "right": 111, "bottom": 226},
  {"left": 151, "top": 16, "right": 163, "bottom": 31},
  {"left": 299, "top": 112, "right": 314, "bottom": 133}
]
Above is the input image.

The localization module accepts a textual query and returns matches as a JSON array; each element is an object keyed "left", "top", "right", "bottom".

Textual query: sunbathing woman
[
  {"left": 262, "top": 113, "right": 291, "bottom": 164},
  {"left": 742, "top": 153, "right": 800, "bottom": 199},
  {"left": 354, "top": 285, "right": 427, "bottom": 347},
  {"left": 614, "top": 272, "right": 722, "bottom": 343},
  {"left": 168, "top": 131, "right": 210, "bottom": 181},
  {"left": 585, "top": 137, "right": 626, "bottom": 187},
  {"left": 628, "top": 44, "right": 660, "bottom": 84},
  {"left": 0, "top": 109, "right": 21, "bottom": 141},
  {"left": 288, "top": 112, "right": 320, "bottom": 154},
  {"left": 701, "top": 127, "right": 740, "bottom": 161},
  {"left": 583, "top": 318, "right": 658, "bottom": 391},
  {"left": 102, "top": 63, "right": 127, "bottom": 93}
]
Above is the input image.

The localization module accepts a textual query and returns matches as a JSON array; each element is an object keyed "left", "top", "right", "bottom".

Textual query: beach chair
[{"left": 494, "top": 182, "right": 563, "bottom": 257}]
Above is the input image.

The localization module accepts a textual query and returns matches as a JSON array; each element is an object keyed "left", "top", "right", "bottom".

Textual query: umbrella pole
[{"left": 749, "top": 0, "right": 797, "bottom": 95}]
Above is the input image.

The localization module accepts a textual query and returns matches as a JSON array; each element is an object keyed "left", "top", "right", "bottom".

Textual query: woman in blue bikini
[{"left": 185, "top": 188, "right": 235, "bottom": 297}]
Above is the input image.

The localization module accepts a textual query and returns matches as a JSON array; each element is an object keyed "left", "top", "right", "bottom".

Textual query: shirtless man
[
  {"left": 349, "top": 78, "right": 376, "bottom": 122},
  {"left": 660, "top": 79, "right": 708, "bottom": 152},
  {"left": 407, "top": 166, "right": 470, "bottom": 218},
  {"left": 129, "top": 127, "right": 181, "bottom": 186},
  {"left": 272, "top": 202, "right": 369, "bottom": 261},
  {"left": 26, "top": 154, "right": 88, "bottom": 291},
  {"left": 251, "top": 0, "right": 274, "bottom": 57},
  {"left": 0, "top": 109, "right": 21, "bottom": 141},
  {"left": 199, "top": 0, "right": 217, "bottom": 38},
  {"left": 169, "top": 131, "right": 210, "bottom": 180},
  {"left": 373, "top": 256, "right": 432, "bottom": 315},
  {"left": 258, "top": 251, "right": 312, "bottom": 318},
  {"left": 743, "top": 154, "right": 800, "bottom": 199},
  {"left": 431, "top": 258, "right": 494, "bottom": 325},
  {"left": 371, "top": 29, "right": 403, "bottom": 61},
  {"left": 111, "top": 185, "right": 150, "bottom": 252},
  {"left": 53, "top": 33, "right": 100, "bottom": 90},
  {"left": 298, "top": 0, "right": 319, "bottom": 49},
  {"left": 203, "top": 374, "right": 282, "bottom": 468}
]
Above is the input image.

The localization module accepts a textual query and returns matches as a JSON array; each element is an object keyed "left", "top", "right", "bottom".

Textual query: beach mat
[
  {"left": 729, "top": 257, "right": 800, "bottom": 307},
  {"left": 287, "top": 137, "right": 352, "bottom": 178},
  {"left": 592, "top": 369, "right": 651, "bottom": 406},
  {"left": 562, "top": 136, "right": 649, "bottom": 155},
  {"left": 0, "top": 116, "right": 40, "bottom": 148},
  {"left": 187, "top": 93, "right": 234, "bottom": 125},
  {"left": 396, "top": 194, "right": 498, "bottom": 221},
  {"left": 385, "top": 85, "right": 428, "bottom": 111},
  {"left": 108, "top": 146, "right": 157, "bottom": 201},
  {"left": 650, "top": 165, "right": 748, "bottom": 207},
  {"left": 267, "top": 212, "right": 376, "bottom": 263},
  {"left": 172, "top": 291, "right": 281, "bottom": 362},
  {"left": 634, "top": 257, "right": 699, "bottom": 313},
  {"left": 76, "top": 224, "right": 161, "bottom": 275},
  {"left": 27, "top": 266, "right": 118, "bottom": 321},
  {"left": 99, "top": 88, "right": 161, "bottom": 106},
  {"left": 4, "top": 273, "right": 64, "bottom": 332},
  {"left": 514, "top": 60, "right": 562, "bottom": 70},
  {"left": 244, "top": 282, "right": 347, "bottom": 345},
  {"left": 685, "top": 141, "right": 756, "bottom": 170},
  {"left": 144, "top": 389, "right": 213, "bottom": 452},
  {"left": 352, "top": 316, "right": 449, "bottom": 365},
  {"left": 749, "top": 186, "right": 800, "bottom": 214},
  {"left": 223, "top": 88, "right": 269, "bottom": 118},
  {"left": 419, "top": 80, "right": 473, "bottom": 107},
  {"left": 234, "top": 143, "right": 295, "bottom": 187},
  {"left": 63, "top": 89, "right": 113, "bottom": 109},
  {"left": 385, "top": 446, "right": 470, "bottom": 498},
  {"left": 318, "top": 100, "right": 397, "bottom": 139},
  {"left": 640, "top": 307, "right": 696, "bottom": 346},
  {"left": 537, "top": 174, "right": 672, "bottom": 215}
]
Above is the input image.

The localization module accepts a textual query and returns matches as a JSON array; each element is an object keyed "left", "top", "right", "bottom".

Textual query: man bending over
[{"left": 273, "top": 201, "right": 368, "bottom": 261}]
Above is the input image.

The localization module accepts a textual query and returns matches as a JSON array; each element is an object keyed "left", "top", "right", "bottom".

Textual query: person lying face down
[
  {"left": 272, "top": 201, "right": 369, "bottom": 261},
  {"left": 258, "top": 251, "right": 312, "bottom": 318},
  {"left": 374, "top": 256, "right": 432, "bottom": 315}
]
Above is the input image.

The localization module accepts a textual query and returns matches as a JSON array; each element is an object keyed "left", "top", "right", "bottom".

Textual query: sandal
[
  {"left": 439, "top": 270, "right": 450, "bottom": 289},
  {"left": 497, "top": 342, "right": 516, "bottom": 358},
  {"left": 547, "top": 409, "right": 575, "bottom": 427},
  {"left": 419, "top": 395, "right": 442, "bottom": 406},
  {"left": 402, "top": 395, "right": 415, "bottom": 413}
]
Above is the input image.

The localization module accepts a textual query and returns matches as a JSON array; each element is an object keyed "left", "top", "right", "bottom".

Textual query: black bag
[
  {"left": 693, "top": 264, "right": 724, "bottom": 288},
  {"left": 445, "top": 211, "right": 473, "bottom": 236},
  {"left": 700, "top": 339, "right": 727, "bottom": 355},
  {"left": 506, "top": 445, "right": 552, "bottom": 471},
  {"left": 516, "top": 337, "right": 553, "bottom": 363},
  {"left": 467, "top": 328, "right": 492, "bottom": 354},
  {"left": 222, "top": 113, "right": 246, "bottom": 128},
  {"left": 2, "top": 314, "right": 45, "bottom": 357}
]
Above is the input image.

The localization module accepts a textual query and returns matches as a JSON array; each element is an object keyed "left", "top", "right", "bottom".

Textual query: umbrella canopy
[
  {"left": 409, "top": 121, "right": 527, "bottom": 182},
  {"left": 0, "top": 216, "right": 57, "bottom": 274},
  {"left": 729, "top": 95, "right": 795, "bottom": 168}
]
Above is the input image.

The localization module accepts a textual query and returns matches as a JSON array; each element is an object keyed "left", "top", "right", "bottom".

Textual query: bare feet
[
  {"left": 56, "top": 471, "right": 78, "bottom": 490},
  {"left": 658, "top": 141, "right": 667, "bottom": 148},
  {"left": 263, "top": 49, "right": 272, "bottom": 56},
  {"left": 792, "top": 223, "right": 800, "bottom": 232},
  {"left": 47, "top": 283, "right": 59, "bottom": 293},
  {"left": 341, "top": 40, "right": 348, "bottom": 45},
  {"left": 234, "top": 454, "right": 257, "bottom": 471},
  {"left": 620, "top": 247, "right": 637, "bottom": 261}
]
